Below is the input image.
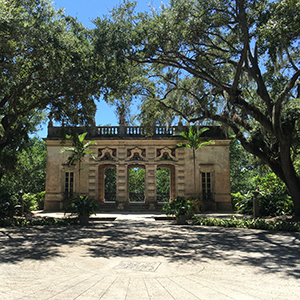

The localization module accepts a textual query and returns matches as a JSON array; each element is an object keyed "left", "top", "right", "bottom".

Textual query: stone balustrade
[{"left": 47, "top": 123, "right": 226, "bottom": 139}]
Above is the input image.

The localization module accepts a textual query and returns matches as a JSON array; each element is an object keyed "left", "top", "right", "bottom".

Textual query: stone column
[
  {"left": 116, "top": 146, "right": 127, "bottom": 209},
  {"left": 145, "top": 164, "right": 157, "bottom": 210},
  {"left": 176, "top": 148, "right": 185, "bottom": 197}
]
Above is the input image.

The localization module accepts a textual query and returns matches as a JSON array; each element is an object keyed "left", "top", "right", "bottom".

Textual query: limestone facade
[{"left": 44, "top": 125, "right": 232, "bottom": 211}]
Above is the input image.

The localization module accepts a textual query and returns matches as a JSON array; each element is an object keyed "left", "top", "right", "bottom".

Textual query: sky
[{"left": 36, "top": 0, "right": 165, "bottom": 137}]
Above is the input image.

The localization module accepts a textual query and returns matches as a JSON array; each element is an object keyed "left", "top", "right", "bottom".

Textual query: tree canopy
[
  {"left": 0, "top": 0, "right": 125, "bottom": 182},
  {"left": 0, "top": 136, "right": 46, "bottom": 194},
  {"left": 93, "top": 0, "right": 300, "bottom": 215}
]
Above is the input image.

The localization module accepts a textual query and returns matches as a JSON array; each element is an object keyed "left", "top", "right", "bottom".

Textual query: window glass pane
[
  {"left": 65, "top": 172, "right": 74, "bottom": 193},
  {"left": 201, "top": 172, "right": 212, "bottom": 195},
  {"left": 202, "top": 173, "right": 206, "bottom": 190}
]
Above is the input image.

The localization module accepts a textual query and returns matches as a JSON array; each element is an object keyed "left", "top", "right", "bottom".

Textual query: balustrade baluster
[{"left": 97, "top": 125, "right": 180, "bottom": 137}]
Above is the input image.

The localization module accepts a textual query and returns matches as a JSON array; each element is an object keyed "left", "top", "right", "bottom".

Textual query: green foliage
[
  {"left": 95, "top": 0, "right": 300, "bottom": 214},
  {"left": 0, "top": 217, "right": 78, "bottom": 227},
  {"left": 0, "top": 136, "right": 46, "bottom": 217},
  {"left": 0, "top": 188, "right": 18, "bottom": 218},
  {"left": 60, "top": 132, "right": 96, "bottom": 195},
  {"left": 230, "top": 139, "right": 262, "bottom": 194},
  {"left": 192, "top": 216, "right": 300, "bottom": 232},
  {"left": 177, "top": 126, "right": 212, "bottom": 193},
  {"left": 0, "top": 137, "right": 47, "bottom": 195},
  {"left": 231, "top": 192, "right": 253, "bottom": 215},
  {"left": 186, "top": 196, "right": 204, "bottom": 213},
  {"left": 162, "top": 196, "right": 195, "bottom": 219},
  {"left": 157, "top": 168, "right": 170, "bottom": 202},
  {"left": 128, "top": 167, "right": 145, "bottom": 202},
  {"left": 67, "top": 195, "right": 100, "bottom": 217},
  {"left": 22, "top": 193, "right": 38, "bottom": 213},
  {"left": 60, "top": 132, "right": 97, "bottom": 167},
  {"left": 35, "top": 191, "right": 45, "bottom": 210},
  {"left": 177, "top": 126, "right": 211, "bottom": 151},
  {"left": 258, "top": 0, "right": 300, "bottom": 59},
  {"left": 254, "top": 174, "right": 294, "bottom": 216},
  {"left": 20, "top": 191, "right": 45, "bottom": 212},
  {"left": 0, "top": 0, "right": 115, "bottom": 184},
  {"left": 104, "top": 168, "right": 116, "bottom": 201},
  {"left": 232, "top": 173, "right": 293, "bottom": 217}
]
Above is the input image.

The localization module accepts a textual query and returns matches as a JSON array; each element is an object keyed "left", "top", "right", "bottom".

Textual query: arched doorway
[
  {"left": 156, "top": 167, "right": 170, "bottom": 202},
  {"left": 157, "top": 164, "right": 175, "bottom": 202},
  {"left": 127, "top": 165, "right": 145, "bottom": 202},
  {"left": 98, "top": 164, "right": 116, "bottom": 202},
  {"left": 104, "top": 167, "right": 116, "bottom": 202}
]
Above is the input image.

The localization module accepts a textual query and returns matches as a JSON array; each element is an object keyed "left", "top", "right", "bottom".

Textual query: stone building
[{"left": 44, "top": 121, "right": 232, "bottom": 211}]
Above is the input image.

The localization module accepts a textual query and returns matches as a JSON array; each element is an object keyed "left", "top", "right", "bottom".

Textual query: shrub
[
  {"left": 186, "top": 196, "right": 203, "bottom": 213},
  {"left": 0, "top": 216, "right": 78, "bottom": 227},
  {"left": 162, "top": 196, "right": 195, "bottom": 219},
  {"left": 231, "top": 191, "right": 253, "bottom": 215},
  {"left": 0, "top": 189, "right": 18, "bottom": 217},
  {"left": 232, "top": 173, "right": 293, "bottom": 217},
  {"left": 258, "top": 193, "right": 293, "bottom": 217},
  {"left": 22, "top": 193, "right": 38, "bottom": 212},
  {"left": 35, "top": 191, "right": 45, "bottom": 210},
  {"left": 67, "top": 195, "right": 100, "bottom": 216},
  {"left": 192, "top": 216, "right": 300, "bottom": 232}
]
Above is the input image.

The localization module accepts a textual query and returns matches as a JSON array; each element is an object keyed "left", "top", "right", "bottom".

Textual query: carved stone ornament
[
  {"left": 98, "top": 148, "right": 117, "bottom": 161},
  {"left": 127, "top": 147, "right": 146, "bottom": 161},
  {"left": 156, "top": 148, "right": 176, "bottom": 161}
]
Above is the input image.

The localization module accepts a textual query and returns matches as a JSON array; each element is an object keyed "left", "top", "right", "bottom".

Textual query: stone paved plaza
[{"left": 0, "top": 214, "right": 300, "bottom": 299}]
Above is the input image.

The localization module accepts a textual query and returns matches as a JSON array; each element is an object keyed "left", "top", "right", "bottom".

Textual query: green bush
[
  {"left": 231, "top": 191, "right": 253, "bottom": 215},
  {"left": 67, "top": 195, "right": 100, "bottom": 216},
  {"left": 187, "top": 196, "right": 203, "bottom": 213},
  {"left": 22, "top": 193, "right": 38, "bottom": 212},
  {"left": 0, "top": 217, "right": 78, "bottom": 227},
  {"left": 0, "top": 189, "right": 18, "bottom": 217},
  {"left": 192, "top": 216, "right": 300, "bottom": 232},
  {"left": 258, "top": 193, "right": 293, "bottom": 217},
  {"left": 162, "top": 196, "right": 195, "bottom": 219},
  {"left": 232, "top": 173, "right": 293, "bottom": 217},
  {"left": 35, "top": 191, "right": 45, "bottom": 210}
]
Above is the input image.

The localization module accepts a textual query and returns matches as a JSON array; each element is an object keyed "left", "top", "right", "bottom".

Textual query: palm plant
[
  {"left": 60, "top": 132, "right": 96, "bottom": 194},
  {"left": 177, "top": 125, "right": 213, "bottom": 194}
]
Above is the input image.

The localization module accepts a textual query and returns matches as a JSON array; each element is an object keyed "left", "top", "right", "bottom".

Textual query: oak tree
[
  {"left": 94, "top": 0, "right": 300, "bottom": 214},
  {"left": 0, "top": 0, "right": 115, "bottom": 182}
]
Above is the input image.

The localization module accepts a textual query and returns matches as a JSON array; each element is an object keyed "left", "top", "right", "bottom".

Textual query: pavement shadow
[{"left": 0, "top": 221, "right": 299, "bottom": 279}]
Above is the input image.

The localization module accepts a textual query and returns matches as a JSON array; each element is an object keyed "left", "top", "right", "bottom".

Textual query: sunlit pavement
[{"left": 0, "top": 213, "right": 299, "bottom": 299}]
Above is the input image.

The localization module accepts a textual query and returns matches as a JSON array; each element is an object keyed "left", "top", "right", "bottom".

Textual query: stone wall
[{"left": 44, "top": 125, "right": 232, "bottom": 211}]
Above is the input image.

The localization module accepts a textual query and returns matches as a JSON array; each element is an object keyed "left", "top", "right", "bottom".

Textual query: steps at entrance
[{"left": 99, "top": 202, "right": 165, "bottom": 212}]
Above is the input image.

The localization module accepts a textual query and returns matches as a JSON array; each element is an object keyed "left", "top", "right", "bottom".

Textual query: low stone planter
[
  {"left": 176, "top": 215, "right": 187, "bottom": 225},
  {"left": 79, "top": 215, "right": 89, "bottom": 226}
]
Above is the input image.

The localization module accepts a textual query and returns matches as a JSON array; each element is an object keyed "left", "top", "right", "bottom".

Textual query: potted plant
[
  {"left": 162, "top": 196, "right": 195, "bottom": 225},
  {"left": 67, "top": 195, "right": 100, "bottom": 225},
  {"left": 187, "top": 196, "right": 203, "bottom": 213}
]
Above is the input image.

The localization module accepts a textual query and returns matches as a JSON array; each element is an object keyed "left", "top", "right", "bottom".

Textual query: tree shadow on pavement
[{"left": 0, "top": 221, "right": 299, "bottom": 279}]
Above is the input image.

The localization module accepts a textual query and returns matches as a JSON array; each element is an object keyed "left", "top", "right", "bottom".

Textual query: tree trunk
[
  {"left": 193, "top": 149, "right": 196, "bottom": 195},
  {"left": 78, "top": 162, "right": 81, "bottom": 195},
  {"left": 280, "top": 144, "right": 300, "bottom": 216},
  {"left": 0, "top": 166, "right": 3, "bottom": 184},
  {"left": 235, "top": 129, "right": 300, "bottom": 216}
]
